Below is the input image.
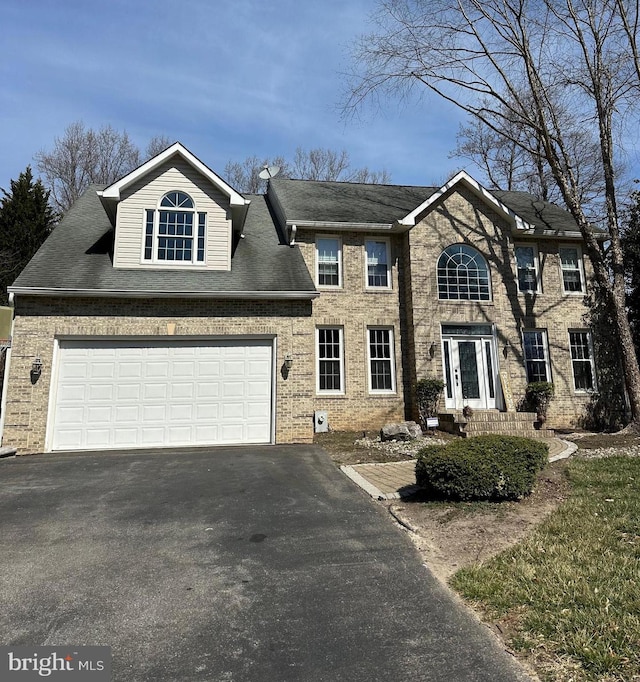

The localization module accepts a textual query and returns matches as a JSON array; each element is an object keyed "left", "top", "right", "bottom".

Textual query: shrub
[
  {"left": 415, "top": 435, "right": 549, "bottom": 501},
  {"left": 415, "top": 378, "right": 445, "bottom": 428}
]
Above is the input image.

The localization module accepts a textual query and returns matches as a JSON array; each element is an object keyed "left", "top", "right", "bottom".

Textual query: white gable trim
[
  {"left": 97, "top": 142, "right": 249, "bottom": 208},
  {"left": 397, "top": 170, "right": 532, "bottom": 231}
]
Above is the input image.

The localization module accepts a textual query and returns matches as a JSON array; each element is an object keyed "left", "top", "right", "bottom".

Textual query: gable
[
  {"left": 398, "top": 171, "right": 532, "bottom": 231},
  {"left": 113, "top": 157, "right": 233, "bottom": 271}
]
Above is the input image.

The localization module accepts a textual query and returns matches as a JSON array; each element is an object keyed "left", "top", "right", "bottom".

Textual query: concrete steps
[{"left": 438, "top": 410, "right": 554, "bottom": 439}]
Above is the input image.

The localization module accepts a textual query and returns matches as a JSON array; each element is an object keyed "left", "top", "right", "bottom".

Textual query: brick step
[
  {"left": 437, "top": 410, "right": 553, "bottom": 439},
  {"left": 464, "top": 425, "right": 554, "bottom": 438},
  {"left": 460, "top": 428, "right": 554, "bottom": 439},
  {"left": 440, "top": 410, "right": 538, "bottom": 422}
]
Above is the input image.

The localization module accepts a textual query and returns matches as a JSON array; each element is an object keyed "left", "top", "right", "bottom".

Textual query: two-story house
[{"left": 1, "top": 143, "right": 599, "bottom": 453}]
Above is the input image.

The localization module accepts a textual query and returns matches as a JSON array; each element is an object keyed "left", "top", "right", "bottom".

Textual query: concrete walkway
[{"left": 342, "top": 437, "right": 576, "bottom": 500}]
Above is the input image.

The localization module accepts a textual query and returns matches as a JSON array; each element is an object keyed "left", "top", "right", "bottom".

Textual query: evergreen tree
[{"left": 0, "top": 167, "right": 56, "bottom": 304}]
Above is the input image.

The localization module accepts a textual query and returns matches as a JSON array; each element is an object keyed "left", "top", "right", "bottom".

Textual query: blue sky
[{"left": 0, "top": 0, "right": 466, "bottom": 192}]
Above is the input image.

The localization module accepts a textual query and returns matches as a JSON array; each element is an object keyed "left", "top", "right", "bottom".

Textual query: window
[
  {"left": 515, "top": 245, "right": 540, "bottom": 293},
  {"left": 559, "top": 246, "right": 584, "bottom": 293},
  {"left": 523, "top": 330, "right": 551, "bottom": 383},
  {"left": 316, "top": 237, "right": 342, "bottom": 287},
  {"left": 368, "top": 328, "right": 396, "bottom": 393},
  {"left": 365, "top": 239, "right": 391, "bottom": 288},
  {"left": 143, "top": 191, "right": 205, "bottom": 264},
  {"left": 437, "top": 244, "right": 491, "bottom": 300},
  {"left": 317, "top": 328, "right": 344, "bottom": 393},
  {"left": 569, "top": 330, "right": 596, "bottom": 391}
]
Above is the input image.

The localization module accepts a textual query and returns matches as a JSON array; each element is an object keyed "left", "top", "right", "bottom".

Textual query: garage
[{"left": 48, "top": 338, "right": 274, "bottom": 451}]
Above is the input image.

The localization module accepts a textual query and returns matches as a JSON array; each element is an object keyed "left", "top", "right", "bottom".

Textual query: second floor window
[
  {"left": 515, "top": 245, "right": 540, "bottom": 293},
  {"left": 365, "top": 239, "right": 391, "bottom": 288},
  {"left": 144, "top": 191, "right": 206, "bottom": 264},
  {"left": 437, "top": 244, "right": 491, "bottom": 301},
  {"left": 559, "top": 246, "right": 584, "bottom": 293},
  {"left": 316, "top": 237, "right": 341, "bottom": 287}
]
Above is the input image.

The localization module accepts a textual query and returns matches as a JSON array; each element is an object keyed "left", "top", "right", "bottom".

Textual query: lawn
[{"left": 451, "top": 455, "right": 640, "bottom": 682}]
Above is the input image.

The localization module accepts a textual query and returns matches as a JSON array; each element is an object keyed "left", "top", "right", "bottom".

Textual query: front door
[{"left": 442, "top": 332, "right": 498, "bottom": 410}]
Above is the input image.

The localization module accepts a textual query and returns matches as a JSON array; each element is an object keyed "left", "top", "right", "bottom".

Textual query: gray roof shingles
[
  {"left": 269, "top": 177, "right": 592, "bottom": 235},
  {"left": 11, "top": 186, "right": 317, "bottom": 296},
  {"left": 13, "top": 175, "right": 597, "bottom": 296}
]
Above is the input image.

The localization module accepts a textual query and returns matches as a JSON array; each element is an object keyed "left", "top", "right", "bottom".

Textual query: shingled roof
[
  {"left": 10, "top": 186, "right": 317, "bottom": 298},
  {"left": 268, "top": 177, "right": 593, "bottom": 237}
]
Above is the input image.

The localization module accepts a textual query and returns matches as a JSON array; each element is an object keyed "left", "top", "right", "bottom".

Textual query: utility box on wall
[{"left": 314, "top": 410, "right": 328, "bottom": 433}]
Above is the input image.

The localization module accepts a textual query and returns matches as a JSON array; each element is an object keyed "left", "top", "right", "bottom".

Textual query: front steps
[{"left": 438, "top": 410, "right": 554, "bottom": 439}]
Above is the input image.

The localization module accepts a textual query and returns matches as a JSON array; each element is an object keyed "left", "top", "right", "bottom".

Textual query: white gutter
[
  {"left": 8, "top": 288, "right": 319, "bottom": 300},
  {"left": 288, "top": 220, "right": 394, "bottom": 231}
]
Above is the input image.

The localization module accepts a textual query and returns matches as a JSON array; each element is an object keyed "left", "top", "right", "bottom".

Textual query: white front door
[{"left": 442, "top": 335, "right": 498, "bottom": 410}]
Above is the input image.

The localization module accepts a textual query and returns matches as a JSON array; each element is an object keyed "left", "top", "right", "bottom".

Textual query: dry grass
[{"left": 451, "top": 456, "right": 640, "bottom": 682}]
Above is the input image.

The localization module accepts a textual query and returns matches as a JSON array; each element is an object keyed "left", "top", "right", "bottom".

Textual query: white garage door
[{"left": 50, "top": 339, "right": 274, "bottom": 451}]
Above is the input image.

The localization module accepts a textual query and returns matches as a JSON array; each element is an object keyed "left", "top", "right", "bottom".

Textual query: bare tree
[
  {"left": 453, "top": 98, "right": 607, "bottom": 215},
  {"left": 145, "top": 135, "right": 173, "bottom": 160},
  {"left": 344, "top": 0, "right": 640, "bottom": 427},
  {"left": 292, "top": 147, "right": 391, "bottom": 183},
  {"left": 224, "top": 155, "right": 291, "bottom": 194},
  {"left": 36, "top": 123, "right": 173, "bottom": 213},
  {"left": 291, "top": 147, "right": 351, "bottom": 181},
  {"left": 225, "top": 147, "right": 391, "bottom": 193},
  {"left": 35, "top": 122, "right": 141, "bottom": 213}
]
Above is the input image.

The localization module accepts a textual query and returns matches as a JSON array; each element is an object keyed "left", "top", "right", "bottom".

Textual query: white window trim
[
  {"left": 315, "top": 235, "right": 343, "bottom": 289},
  {"left": 364, "top": 237, "right": 392, "bottom": 290},
  {"left": 559, "top": 244, "right": 585, "bottom": 295},
  {"left": 515, "top": 243, "right": 541, "bottom": 294},
  {"left": 522, "top": 329, "right": 552, "bottom": 383},
  {"left": 436, "top": 243, "right": 493, "bottom": 302},
  {"left": 316, "top": 327, "right": 345, "bottom": 395},
  {"left": 140, "top": 194, "right": 207, "bottom": 267},
  {"left": 568, "top": 329, "right": 597, "bottom": 393},
  {"left": 367, "top": 327, "right": 397, "bottom": 394}
]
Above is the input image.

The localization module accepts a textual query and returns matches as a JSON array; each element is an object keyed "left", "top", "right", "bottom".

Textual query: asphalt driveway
[{"left": 0, "top": 445, "right": 533, "bottom": 681}]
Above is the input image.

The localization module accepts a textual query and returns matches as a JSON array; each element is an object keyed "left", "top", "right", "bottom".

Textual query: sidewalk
[{"left": 341, "top": 437, "right": 576, "bottom": 500}]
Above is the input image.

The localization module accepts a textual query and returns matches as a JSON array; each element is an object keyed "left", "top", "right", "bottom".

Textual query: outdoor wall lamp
[
  {"left": 30, "top": 357, "right": 43, "bottom": 383},
  {"left": 429, "top": 342, "right": 436, "bottom": 359},
  {"left": 284, "top": 354, "right": 293, "bottom": 370},
  {"left": 503, "top": 341, "right": 511, "bottom": 358}
]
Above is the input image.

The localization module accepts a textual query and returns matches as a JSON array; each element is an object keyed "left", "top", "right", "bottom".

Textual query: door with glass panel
[{"left": 441, "top": 325, "right": 498, "bottom": 410}]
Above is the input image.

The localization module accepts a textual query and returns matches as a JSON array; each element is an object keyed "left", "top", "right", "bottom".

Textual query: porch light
[
  {"left": 429, "top": 342, "right": 436, "bottom": 359},
  {"left": 284, "top": 354, "right": 293, "bottom": 370},
  {"left": 503, "top": 341, "right": 511, "bottom": 358},
  {"left": 31, "top": 357, "right": 43, "bottom": 378}
]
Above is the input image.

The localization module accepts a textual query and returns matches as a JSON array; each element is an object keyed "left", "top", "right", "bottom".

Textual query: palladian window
[
  {"left": 144, "top": 191, "right": 206, "bottom": 264},
  {"left": 437, "top": 244, "right": 491, "bottom": 301}
]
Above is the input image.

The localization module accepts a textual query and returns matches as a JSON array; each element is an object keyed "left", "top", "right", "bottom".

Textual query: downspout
[
  {"left": 0, "top": 293, "right": 15, "bottom": 445},
  {"left": 289, "top": 224, "right": 297, "bottom": 246}
]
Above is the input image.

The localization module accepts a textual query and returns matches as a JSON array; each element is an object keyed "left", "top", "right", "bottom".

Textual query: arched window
[
  {"left": 144, "top": 191, "right": 206, "bottom": 263},
  {"left": 437, "top": 244, "right": 491, "bottom": 300}
]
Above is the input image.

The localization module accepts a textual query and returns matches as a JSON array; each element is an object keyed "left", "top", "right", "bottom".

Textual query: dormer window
[{"left": 143, "top": 191, "right": 206, "bottom": 264}]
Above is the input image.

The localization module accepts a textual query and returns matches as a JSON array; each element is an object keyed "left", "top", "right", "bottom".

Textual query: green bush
[
  {"left": 415, "top": 378, "right": 445, "bottom": 427},
  {"left": 415, "top": 435, "right": 549, "bottom": 501}
]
